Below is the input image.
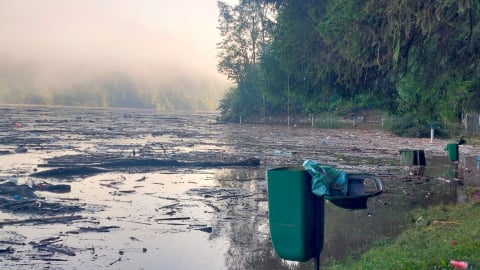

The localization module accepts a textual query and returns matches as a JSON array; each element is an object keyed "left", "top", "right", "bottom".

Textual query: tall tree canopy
[
  {"left": 217, "top": 0, "right": 277, "bottom": 83},
  {"left": 216, "top": 0, "right": 480, "bottom": 135}
]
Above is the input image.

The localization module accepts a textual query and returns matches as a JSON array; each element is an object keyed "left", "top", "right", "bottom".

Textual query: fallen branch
[
  {"left": 0, "top": 247, "right": 14, "bottom": 254},
  {"left": 100, "top": 157, "right": 260, "bottom": 168},
  {"left": 157, "top": 202, "right": 180, "bottom": 210},
  {"left": 67, "top": 226, "right": 120, "bottom": 234},
  {"left": 30, "top": 238, "right": 76, "bottom": 256},
  {"left": 30, "top": 243, "right": 76, "bottom": 256},
  {"left": 30, "top": 166, "right": 109, "bottom": 178},
  {"left": 155, "top": 217, "right": 190, "bottom": 221},
  {"left": 31, "top": 257, "right": 69, "bottom": 262},
  {"left": 30, "top": 157, "right": 260, "bottom": 178},
  {"left": 0, "top": 240, "right": 26, "bottom": 246},
  {"left": 0, "top": 215, "right": 83, "bottom": 226}
]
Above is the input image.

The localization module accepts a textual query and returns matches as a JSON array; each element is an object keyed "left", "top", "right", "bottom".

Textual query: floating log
[
  {"left": 30, "top": 166, "right": 110, "bottom": 178},
  {"left": 30, "top": 157, "right": 260, "bottom": 178},
  {"left": 67, "top": 226, "right": 120, "bottom": 234},
  {"left": 99, "top": 157, "right": 260, "bottom": 168},
  {"left": 0, "top": 215, "right": 84, "bottom": 226}
]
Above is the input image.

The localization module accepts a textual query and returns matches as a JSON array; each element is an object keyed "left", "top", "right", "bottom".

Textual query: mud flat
[{"left": 0, "top": 105, "right": 479, "bottom": 269}]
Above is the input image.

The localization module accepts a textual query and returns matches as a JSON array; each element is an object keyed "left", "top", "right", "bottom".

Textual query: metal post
[
  {"left": 314, "top": 255, "right": 320, "bottom": 270},
  {"left": 430, "top": 123, "right": 434, "bottom": 143},
  {"left": 313, "top": 195, "right": 324, "bottom": 270}
]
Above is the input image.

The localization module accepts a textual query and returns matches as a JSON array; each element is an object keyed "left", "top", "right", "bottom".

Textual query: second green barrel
[{"left": 445, "top": 143, "right": 459, "bottom": 161}]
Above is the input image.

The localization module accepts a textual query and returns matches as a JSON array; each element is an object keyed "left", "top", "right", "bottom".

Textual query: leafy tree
[
  {"left": 217, "top": 0, "right": 480, "bottom": 137},
  {"left": 216, "top": 0, "right": 277, "bottom": 120},
  {"left": 217, "top": 0, "right": 276, "bottom": 83}
]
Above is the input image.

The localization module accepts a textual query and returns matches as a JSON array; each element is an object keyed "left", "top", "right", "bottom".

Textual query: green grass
[
  {"left": 313, "top": 115, "right": 351, "bottom": 129},
  {"left": 325, "top": 203, "right": 480, "bottom": 270}
]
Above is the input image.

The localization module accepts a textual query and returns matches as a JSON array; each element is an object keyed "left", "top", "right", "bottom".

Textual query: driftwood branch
[
  {"left": 0, "top": 215, "right": 84, "bottom": 226},
  {"left": 155, "top": 217, "right": 190, "bottom": 221},
  {"left": 30, "top": 157, "right": 260, "bottom": 178}
]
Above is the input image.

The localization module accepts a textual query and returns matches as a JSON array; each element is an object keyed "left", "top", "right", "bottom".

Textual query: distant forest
[
  {"left": 0, "top": 69, "right": 226, "bottom": 111},
  {"left": 216, "top": 0, "right": 480, "bottom": 135}
]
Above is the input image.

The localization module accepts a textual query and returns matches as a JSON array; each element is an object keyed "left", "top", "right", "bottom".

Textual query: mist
[{"left": 0, "top": 0, "right": 231, "bottom": 110}]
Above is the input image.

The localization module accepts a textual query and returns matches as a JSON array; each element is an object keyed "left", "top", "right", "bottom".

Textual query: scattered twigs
[
  {"left": 156, "top": 202, "right": 180, "bottom": 211},
  {"left": 36, "top": 244, "right": 76, "bottom": 256},
  {"left": 31, "top": 237, "right": 62, "bottom": 248},
  {"left": 30, "top": 237, "right": 76, "bottom": 256},
  {"left": 109, "top": 257, "right": 122, "bottom": 266}
]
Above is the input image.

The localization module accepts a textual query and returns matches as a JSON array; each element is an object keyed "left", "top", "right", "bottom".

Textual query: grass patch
[
  {"left": 313, "top": 114, "right": 350, "bottom": 129},
  {"left": 325, "top": 203, "right": 480, "bottom": 270}
]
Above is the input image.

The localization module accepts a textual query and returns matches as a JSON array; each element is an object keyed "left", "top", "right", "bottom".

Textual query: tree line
[
  {"left": 216, "top": 0, "right": 480, "bottom": 137},
  {"left": 0, "top": 72, "right": 224, "bottom": 111}
]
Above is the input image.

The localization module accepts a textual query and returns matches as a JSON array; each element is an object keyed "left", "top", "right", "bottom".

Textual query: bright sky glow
[{"left": 0, "top": 0, "right": 233, "bottom": 90}]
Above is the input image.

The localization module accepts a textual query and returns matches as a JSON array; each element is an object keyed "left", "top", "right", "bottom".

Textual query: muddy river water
[{"left": 0, "top": 105, "right": 479, "bottom": 269}]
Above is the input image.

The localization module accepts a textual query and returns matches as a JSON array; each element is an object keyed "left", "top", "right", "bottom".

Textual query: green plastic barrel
[
  {"left": 267, "top": 167, "right": 324, "bottom": 262},
  {"left": 399, "top": 149, "right": 426, "bottom": 165},
  {"left": 400, "top": 149, "right": 414, "bottom": 165},
  {"left": 445, "top": 143, "right": 458, "bottom": 161}
]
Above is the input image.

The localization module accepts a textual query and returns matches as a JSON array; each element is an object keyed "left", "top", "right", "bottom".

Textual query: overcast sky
[{"left": 0, "top": 0, "right": 235, "bottom": 89}]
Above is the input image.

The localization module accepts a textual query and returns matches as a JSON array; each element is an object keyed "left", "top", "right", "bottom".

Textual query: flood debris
[
  {"left": 1, "top": 106, "right": 479, "bottom": 269},
  {"left": 30, "top": 166, "right": 110, "bottom": 178},
  {"left": 135, "top": 176, "right": 147, "bottom": 182},
  {"left": 109, "top": 190, "right": 136, "bottom": 196},
  {"left": 0, "top": 181, "right": 80, "bottom": 215},
  {"left": 155, "top": 217, "right": 190, "bottom": 222},
  {"left": 30, "top": 157, "right": 261, "bottom": 178},
  {"left": 14, "top": 146, "right": 28, "bottom": 153},
  {"left": 0, "top": 198, "right": 83, "bottom": 215},
  {"left": 0, "top": 240, "right": 26, "bottom": 246},
  {"left": 194, "top": 226, "right": 213, "bottom": 233},
  {"left": 31, "top": 181, "right": 71, "bottom": 193},
  {"left": 0, "top": 182, "right": 36, "bottom": 198},
  {"left": 66, "top": 225, "right": 120, "bottom": 234},
  {"left": 187, "top": 187, "right": 253, "bottom": 200},
  {"left": 110, "top": 257, "right": 122, "bottom": 266},
  {"left": 0, "top": 215, "right": 84, "bottom": 227},
  {"left": 30, "top": 237, "right": 76, "bottom": 256}
]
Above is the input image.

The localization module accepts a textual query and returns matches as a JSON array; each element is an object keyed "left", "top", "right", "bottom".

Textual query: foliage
[
  {"left": 217, "top": 0, "right": 276, "bottom": 83},
  {"left": 216, "top": 0, "right": 480, "bottom": 137},
  {"left": 384, "top": 113, "right": 444, "bottom": 138},
  {"left": 218, "top": 65, "right": 266, "bottom": 122}
]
